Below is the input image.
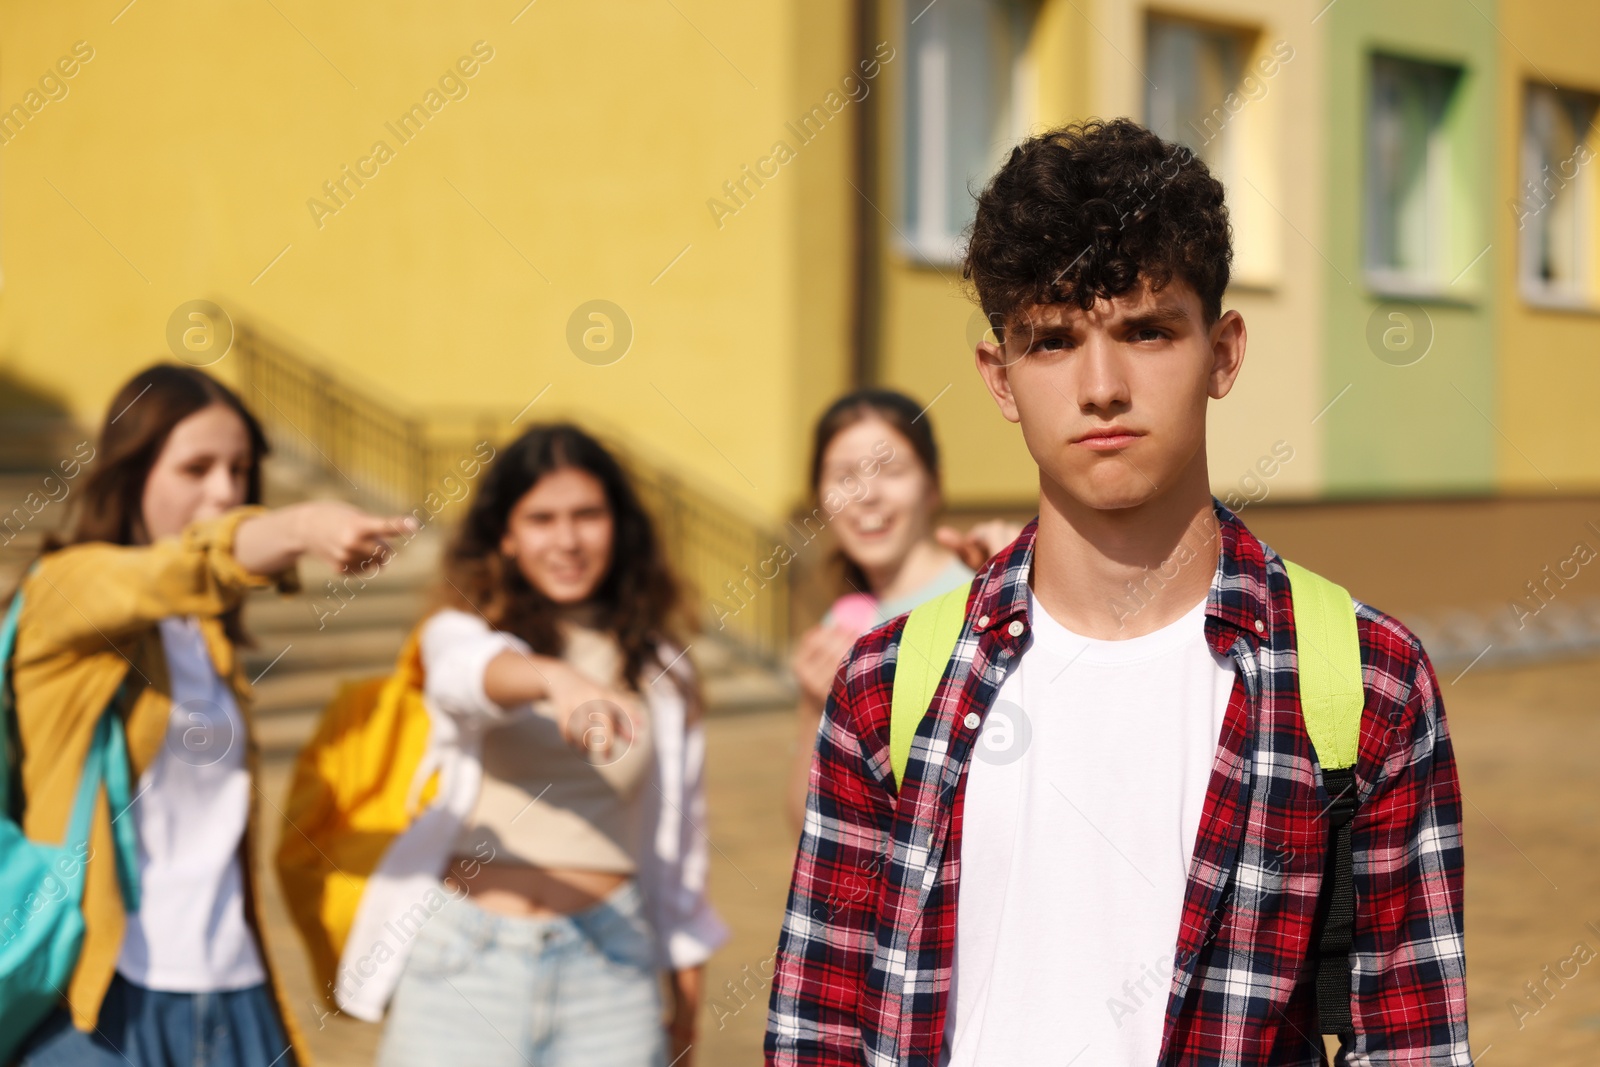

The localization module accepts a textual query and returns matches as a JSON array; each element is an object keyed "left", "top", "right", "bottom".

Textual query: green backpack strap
[
  {"left": 1284, "top": 560, "right": 1363, "bottom": 771},
  {"left": 0, "top": 582, "right": 140, "bottom": 911},
  {"left": 1283, "top": 558, "right": 1364, "bottom": 1040},
  {"left": 889, "top": 585, "right": 969, "bottom": 791}
]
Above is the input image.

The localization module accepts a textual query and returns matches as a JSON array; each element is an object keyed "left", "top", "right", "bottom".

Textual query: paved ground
[{"left": 256, "top": 653, "right": 1600, "bottom": 1066}]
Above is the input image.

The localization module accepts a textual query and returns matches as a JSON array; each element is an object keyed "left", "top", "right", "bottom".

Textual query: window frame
[
  {"left": 1517, "top": 80, "right": 1600, "bottom": 311},
  {"left": 1141, "top": 10, "right": 1283, "bottom": 291},
  {"left": 896, "top": 0, "right": 1038, "bottom": 267},
  {"left": 1362, "top": 51, "right": 1467, "bottom": 300}
]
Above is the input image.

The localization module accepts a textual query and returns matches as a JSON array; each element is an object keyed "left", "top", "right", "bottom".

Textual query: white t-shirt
[
  {"left": 942, "top": 591, "right": 1234, "bottom": 1066},
  {"left": 115, "top": 616, "right": 265, "bottom": 991}
]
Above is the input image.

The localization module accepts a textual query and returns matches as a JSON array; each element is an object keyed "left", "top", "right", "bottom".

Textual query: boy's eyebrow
[
  {"left": 1009, "top": 318, "right": 1077, "bottom": 342},
  {"left": 1118, "top": 305, "right": 1191, "bottom": 330}
]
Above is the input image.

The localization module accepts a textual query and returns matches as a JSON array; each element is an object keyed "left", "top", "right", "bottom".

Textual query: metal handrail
[{"left": 233, "top": 324, "right": 790, "bottom": 664}]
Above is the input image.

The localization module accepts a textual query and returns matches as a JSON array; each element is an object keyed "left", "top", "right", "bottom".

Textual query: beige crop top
[{"left": 420, "top": 609, "right": 656, "bottom": 873}]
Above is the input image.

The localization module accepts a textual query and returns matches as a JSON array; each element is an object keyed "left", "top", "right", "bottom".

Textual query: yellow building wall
[
  {"left": 0, "top": 1, "right": 864, "bottom": 520},
  {"left": 874, "top": 0, "right": 1328, "bottom": 508},
  {"left": 787, "top": 2, "right": 864, "bottom": 495},
  {"left": 1494, "top": 0, "right": 1600, "bottom": 493}
]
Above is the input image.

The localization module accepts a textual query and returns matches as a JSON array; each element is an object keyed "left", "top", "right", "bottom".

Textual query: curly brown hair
[
  {"left": 963, "top": 118, "right": 1233, "bottom": 331},
  {"left": 436, "top": 423, "right": 691, "bottom": 699}
]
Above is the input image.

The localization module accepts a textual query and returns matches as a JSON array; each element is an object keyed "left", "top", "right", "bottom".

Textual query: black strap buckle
[{"left": 1321, "top": 767, "right": 1358, "bottom": 826}]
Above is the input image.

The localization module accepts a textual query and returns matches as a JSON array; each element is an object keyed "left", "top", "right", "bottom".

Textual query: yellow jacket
[{"left": 11, "top": 507, "right": 309, "bottom": 1064}]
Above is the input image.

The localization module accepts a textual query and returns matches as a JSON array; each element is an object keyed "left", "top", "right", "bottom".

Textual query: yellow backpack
[{"left": 274, "top": 632, "right": 440, "bottom": 1009}]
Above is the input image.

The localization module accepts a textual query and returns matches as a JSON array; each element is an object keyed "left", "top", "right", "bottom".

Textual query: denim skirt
[{"left": 18, "top": 973, "right": 295, "bottom": 1067}]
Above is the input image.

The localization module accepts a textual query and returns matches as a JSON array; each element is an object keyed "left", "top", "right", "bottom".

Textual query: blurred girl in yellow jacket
[{"left": 10, "top": 363, "right": 411, "bottom": 1067}]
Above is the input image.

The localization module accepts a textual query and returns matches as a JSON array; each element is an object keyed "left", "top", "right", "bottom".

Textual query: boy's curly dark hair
[{"left": 963, "top": 118, "right": 1233, "bottom": 332}]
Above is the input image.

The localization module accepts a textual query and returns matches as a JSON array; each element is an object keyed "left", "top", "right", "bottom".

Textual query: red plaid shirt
[{"left": 766, "top": 504, "right": 1469, "bottom": 1066}]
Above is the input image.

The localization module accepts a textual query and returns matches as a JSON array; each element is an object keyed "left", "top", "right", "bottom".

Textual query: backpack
[
  {"left": 0, "top": 587, "right": 140, "bottom": 1063},
  {"left": 888, "top": 559, "right": 1362, "bottom": 1039},
  {"left": 274, "top": 631, "right": 440, "bottom": 1010}
]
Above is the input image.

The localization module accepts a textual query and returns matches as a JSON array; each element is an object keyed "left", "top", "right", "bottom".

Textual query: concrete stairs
[
  {"left": 0, "top": 472, "right": 63, "bottom": 597},
  {"left": 241, "top": 551, "right": 428, "bottom": 759}
]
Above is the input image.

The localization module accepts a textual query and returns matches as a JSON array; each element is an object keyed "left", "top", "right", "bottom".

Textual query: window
[
  {"left": 1145, "top": 16, "right": 1248, "bottom": 181},
  {"left": 1365, "top": 54, "right": 1462, "bottom": 292},
  {"left": 1144, "top": 14, "right": 1285, "bottom": 287},
  {"left": 1519, "top": 83, "right": 1599, "bottom": 306},
  {"left": 901, "top": 0, "right": 1036, "bottom": 264}
]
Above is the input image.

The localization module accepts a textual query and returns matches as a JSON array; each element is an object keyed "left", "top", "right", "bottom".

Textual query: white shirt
[
  {"left": 115, "top": 616, "right": 265, "bottom": 991},
  {"left": 942, "top": 592, "right": 1234, "bottom": 1066}
]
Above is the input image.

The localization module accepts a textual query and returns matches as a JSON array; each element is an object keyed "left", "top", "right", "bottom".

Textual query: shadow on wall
[{"left": 0, "top": 365, "right": 79, "bottom": 472}]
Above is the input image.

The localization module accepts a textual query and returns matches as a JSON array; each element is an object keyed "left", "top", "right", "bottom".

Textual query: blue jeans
[
  {"left": 18, "top": 973, "right": 295, "bottom": 1067},
  {"left": 377, "top": 879, "right": 666, "bottom": 1067}
]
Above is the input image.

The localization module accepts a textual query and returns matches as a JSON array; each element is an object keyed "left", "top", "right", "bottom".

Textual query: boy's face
[{"left": 974, "top": 277, "right": 1245, "bottom": 512}]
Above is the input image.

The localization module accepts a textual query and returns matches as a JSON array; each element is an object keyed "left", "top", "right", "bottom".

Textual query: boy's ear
[
  {"left": 975, "top": 339, "right": 1023, "bottom": 423},
  {"left": 1207, "top": 309, "right": 1247, "bottom": 400}
]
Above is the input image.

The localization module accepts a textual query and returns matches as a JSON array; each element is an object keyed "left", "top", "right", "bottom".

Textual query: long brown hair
[
  {"left": 437, "top": 423, "right": 690, "bottom": 696},
  {"left": 808, "top": 388, "right": 943, "bottom": 596},
  {"left": 46, "top": 363, "right": 270, "bottom": 644}
]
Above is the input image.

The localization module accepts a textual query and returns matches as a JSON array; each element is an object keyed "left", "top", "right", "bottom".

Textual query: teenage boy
[{"left": 766, "top": 119, "right": 1468, "bottom": 1066}]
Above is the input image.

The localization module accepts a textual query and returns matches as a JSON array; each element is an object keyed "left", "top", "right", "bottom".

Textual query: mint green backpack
[
  {"left": 888, "top": 559, "right": 1363, "bottom": 1039},
  {"left": 0, "top": 587, "right": 141, "bottom": 1063}
]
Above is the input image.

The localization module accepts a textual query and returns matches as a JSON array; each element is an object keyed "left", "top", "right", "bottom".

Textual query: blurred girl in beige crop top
[{"left": 386, "top": 424, "right": 727, "bottom": 1067}]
